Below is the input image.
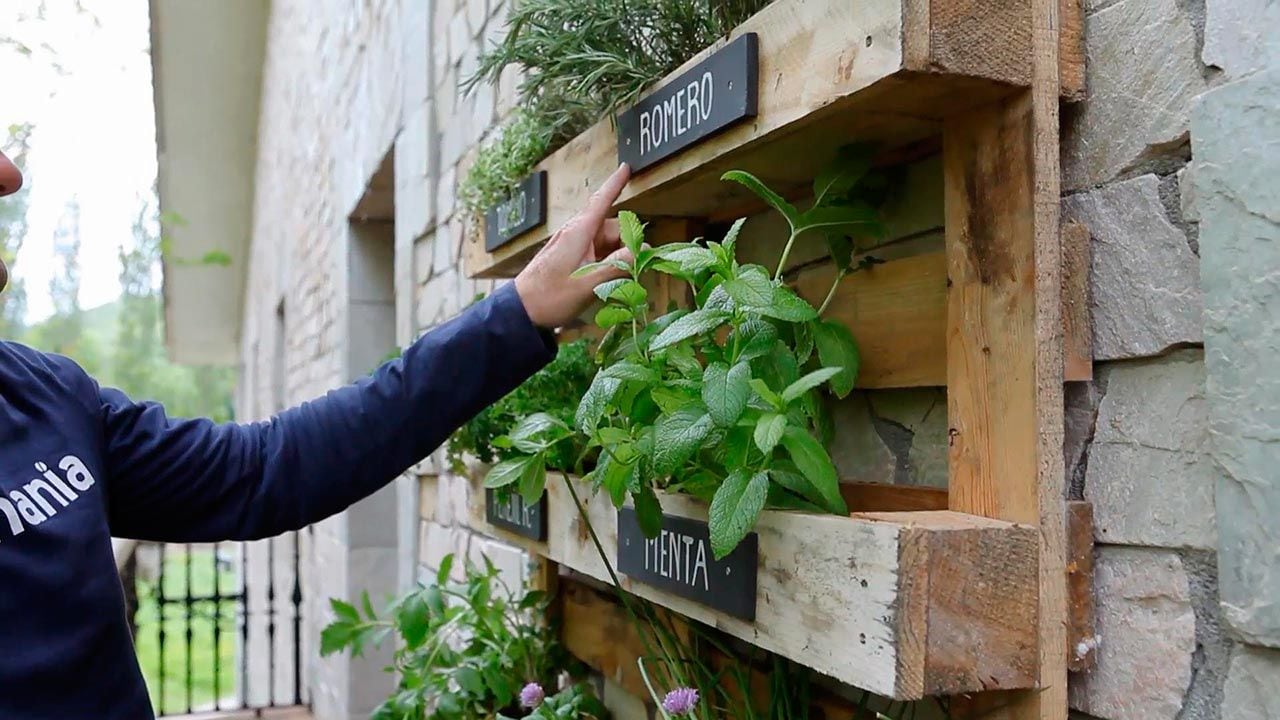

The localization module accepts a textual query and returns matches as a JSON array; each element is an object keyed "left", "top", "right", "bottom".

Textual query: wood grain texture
[
  {"left": 841, "top": 482, "right": 950, "bottom": 513},
  {"left": 793, "top": 254, "right": 947, "bottom": 388},
  {"left": 1062, "top": 221, "right": 1092, "bottom": 381},
  {"left": 792, "top": 251, "right": 1091, "bottom": 388},
  {"left": 1066, "top": 501, "right": 1096, "bottom": 672},
  {"left": 469, "top": 475, "right": 1038, "bottom": 698},
  {"left": 943, "top": 0, "right": 1069, "bottom": 710}
]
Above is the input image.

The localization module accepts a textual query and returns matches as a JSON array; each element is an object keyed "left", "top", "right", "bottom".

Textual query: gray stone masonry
[
  {"left": 1063, "top": 0, "right": 1208, "bottom": 190},
  {"left": 1069, "top": 548, "right": 1196, "bottom": 720},
  {"left": 1063, "top": 175, "right": 1203, "bottom": 361},
  {"left": 1193, "top": 68, "right": 1280, "bottom": 648},
  {"left": 1085, "top": 350, "right": 1216, "bottom": 549},
  {"left": 1220, "top": 646, "right": 1280, "bottom": 720}
]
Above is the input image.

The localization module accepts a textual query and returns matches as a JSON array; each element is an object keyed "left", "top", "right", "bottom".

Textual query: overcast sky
[{"left": 1, "top": 0, "right": 156, "bottom": 323}]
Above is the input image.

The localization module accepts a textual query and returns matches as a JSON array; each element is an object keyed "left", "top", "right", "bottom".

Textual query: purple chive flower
[
  {"left": 661, "top": 687, "right": 699, "bottom": 716},
  {"left": 519, "top": 682, "right": 545, "bottom": 709}
]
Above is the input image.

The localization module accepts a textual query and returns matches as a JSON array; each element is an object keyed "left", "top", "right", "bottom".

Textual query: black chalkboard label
[
  {"left": 616, "top": 33, "right": 758, "bottom": 173},
  {"left": 484, "top": 171, "right": 547, "bottom": 252},
  {"left": 616, "top": 507, "right": 758, "bottom": 621},
  {"left": 485, "top": 488, "right": 547, "bottom": 541}
]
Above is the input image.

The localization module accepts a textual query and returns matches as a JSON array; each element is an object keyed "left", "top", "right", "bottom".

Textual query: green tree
[
  {"left": 38, "top": 197, "right": 102, "bottom": 371},
  {"left": 0, "top": 123, "right": 34, "bottom": 338},
  {"left": 113, "top": 203, "right": 159, "bottom": 398}
]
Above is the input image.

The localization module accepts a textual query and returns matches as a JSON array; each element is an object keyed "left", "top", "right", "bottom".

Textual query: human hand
[{"left": 514, "top": 163, "right": 633, "bottom": 328}]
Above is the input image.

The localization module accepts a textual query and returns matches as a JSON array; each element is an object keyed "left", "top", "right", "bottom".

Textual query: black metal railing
[{"left": 131, "top": 536, "right": 306, "bottom": 716}]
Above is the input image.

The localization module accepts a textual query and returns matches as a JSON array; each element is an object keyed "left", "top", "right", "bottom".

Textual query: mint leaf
[
  {"left": 650, "top": 308, "right": 731, "bottom": 350},
  {"left": 735, "top": 317, "right": 778, "bottom": 361},
  {"left": 656, "top": 244, "right": 719, "bottom": 274},
  {"left": 602, "top": 361, "right": 657, "bottom": 383},
  {"left": 570, "top": 257, "right": 632, "bottom": 278},
  {"left": 793, "top": 203, "right": 882, "bottom": 237},
  {"left": 632, "top": 484, "right": 663, "bottom": 538},
  {"left": 723, "top": 267, "right": 774, "bottom": 309},
  {"left": 721, "top": 170, "right": 799, "bottom": 229},
  {"left": 606, "top": 279, "right": 648, "bottom": 307},
  {"left": 576, "top": 375, "right": 622, "bottom": 433},
  {"left": 593, "top": 278, "right": 629, "bottom": 301},
  {"left": 594, "top": 305, "right": 633, "bottom": 329},
  {"left": 619, "top": 210, "right": 646, "bottom": 256},
  {"left": 812, "top": 144, "right": 873, "bottom": 206},
  {"left": 781, "top": 367, "right": 843, "bottom": 403},
  {"left": 722, "top": 217, "right": 747, "bottom": 258},
  {"left": 484, "top": 455, "right": 539, "bottom": 489},
  {"left": 518, "top": 457, "right": 546, "bottom": 505},
  {"left": 652, "top": 406, "right": 714, "bottom": 475},
  {"left": 760, "top": 285, "right": 817, "bottom": 322},
  {"left": 779, "top": 427, "right": 846, "bottom": 514},
  {"left": 702, "top": 361, "right": 751, "bottom": 427},
  {"left": 709, "top": 469, "right": 768, "bottom": 559},
  {"left": 597, "top": 451, "right": 634, "bottom": 506},
  {"left": 813, "top": 319, "right": 860, "bottom": 398},
  {"left": 753, "top": 413, "right": 787, "bottom": 454},
  {"left": 749, "top": 378, "right": 783, "bottom": 410}
]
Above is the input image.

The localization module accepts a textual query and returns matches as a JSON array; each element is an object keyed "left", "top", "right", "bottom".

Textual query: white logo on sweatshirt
[{"left": 0, "top": 455, "right": 96, "bottom": 543}]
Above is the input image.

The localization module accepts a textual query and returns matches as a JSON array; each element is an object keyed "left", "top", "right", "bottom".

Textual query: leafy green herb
[
  {"left": 484, "top": 146, "right": 882, "bottom": 558},
  {"left": 321, "top": 555, "right": 599, "bottom": 720}
]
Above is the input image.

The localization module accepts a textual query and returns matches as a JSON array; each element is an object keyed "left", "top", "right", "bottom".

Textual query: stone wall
[{"left": 234, "top": 0, "right": 1278, "bottom": 718}]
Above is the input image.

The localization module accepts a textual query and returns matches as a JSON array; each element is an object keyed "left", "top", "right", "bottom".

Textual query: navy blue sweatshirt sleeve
[{"left": 102, "top": 283, "right": 555, "bottom": 542}]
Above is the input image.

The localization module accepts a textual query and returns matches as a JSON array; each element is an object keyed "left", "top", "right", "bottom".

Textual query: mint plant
[
  {"left": 484, "top": 145, "right": 884, "bottom": 559},
  {"left": 321, "top": 555, "right": 601, "bottom": 720}
]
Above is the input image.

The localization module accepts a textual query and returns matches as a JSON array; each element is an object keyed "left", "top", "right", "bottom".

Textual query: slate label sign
[
  {"left": 616, "top": 507, "right": 758, "bottom": 621},
  {"left": 484, "top": 171, "right": 547, "bottom": 252},
  {"left": 485, "top": 488, "right": 547, "bottom": 541},
  {"left": 616, "top": 33, "right": 758, "bottom": 173}
]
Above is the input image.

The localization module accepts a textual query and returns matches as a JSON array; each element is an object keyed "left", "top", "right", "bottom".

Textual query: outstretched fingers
[{"left": 581, "top": 163, "right": 631, "bottom": 228}]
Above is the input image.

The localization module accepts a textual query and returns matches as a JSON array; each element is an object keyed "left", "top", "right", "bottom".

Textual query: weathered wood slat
[
  {"left": 469, "top": 475, "right": 1038, "bottom": 699},
  {"left": 464, "top": 0, "right": 1085, "bottom": 278},
  {"left": 561, "top": 577, "right": 877, "bottom": 718},
  {"left": 1066, "top": 501, "right": 1096, "bottom": 672}
]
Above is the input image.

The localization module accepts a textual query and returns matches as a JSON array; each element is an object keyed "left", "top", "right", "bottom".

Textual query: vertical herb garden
[{"left": 329, "top": 0, "right": 1084, "bottom": 716}]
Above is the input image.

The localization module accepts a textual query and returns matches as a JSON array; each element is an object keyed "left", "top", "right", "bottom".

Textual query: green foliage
[
  {"left": 459, "top": 0, "right": 772, "bottom": 219},
  {"left": 486, "top": 146, "right": 885, "bottom": 558},
  {"left": 448, "top": 338, "right": 595, "bottom": 472},
  {"left": 322, "top": 554, "right": 602, "bottom": 720}
]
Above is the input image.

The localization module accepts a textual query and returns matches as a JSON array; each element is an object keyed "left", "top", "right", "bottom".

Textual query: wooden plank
[
  {"left": 793, "top": 254, "right": 947, "bottom": 389},
  {"left": 1059, "top": 0, "right": 1086, "bottom": 101},
  {"left": 1062, "top": 221, "right": 1092, "bottom": 381},
  {"left": 791, "top": 252, "right": 1092, "bottom": 387},
  {"left": 463, "top": 0, "right": 1090, "bottom": 279},
  {"left": 562, "top": 576, "right": 902, "bottom": 719},
  {"left": 943, "top": 0, "right": 1068, "bottom": 710},
  {"left": 469, "top": 475, "right": 1038, "bottom": 699},
  {"left": 841, "top": 482, "right": 949, "bottom": 513},
  {"left": 1066, "top": 501, "right": 1096, "bottom": 672}
]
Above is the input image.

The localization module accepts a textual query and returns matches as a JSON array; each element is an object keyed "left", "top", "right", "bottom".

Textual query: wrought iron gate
[{"left": 129, "top": 535, "right": 307, "bottom": 716}]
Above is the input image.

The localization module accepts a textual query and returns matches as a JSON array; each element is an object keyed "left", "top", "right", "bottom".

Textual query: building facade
[{"left": 151, "top": 0, "right": 1279, "bottom": 718}]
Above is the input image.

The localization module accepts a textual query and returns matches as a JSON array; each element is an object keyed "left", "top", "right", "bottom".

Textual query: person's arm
[
  {"left": 103, "top": 163, "right": 635, "bottom": 542},
  {"left": 104, "top": 284, "right": 554, "bottom": 542}
]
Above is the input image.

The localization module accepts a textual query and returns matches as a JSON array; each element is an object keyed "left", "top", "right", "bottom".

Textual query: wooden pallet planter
[
  {"left": 463, "top": 0, "right": 1082, "bottom": 278},
  {"left": 462, "top": 0, "right": 1079, "bottom": 713},
  {"left": 472, "top": 476, "right": 1039, "bottom": 699}
]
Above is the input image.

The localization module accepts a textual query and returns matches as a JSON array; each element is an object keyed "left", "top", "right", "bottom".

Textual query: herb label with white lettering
[
  {"left": 485, "top": 488, "right": 547, "bottom": 541},
  {"left": 616, "top": 33, "right": 758, "bottom": 173},
  {"left": 616, "top": 507, "right": 758, "bottom": 621},
  {"left": 484, "top": 171, "right": 547, "bottom": 252}
]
